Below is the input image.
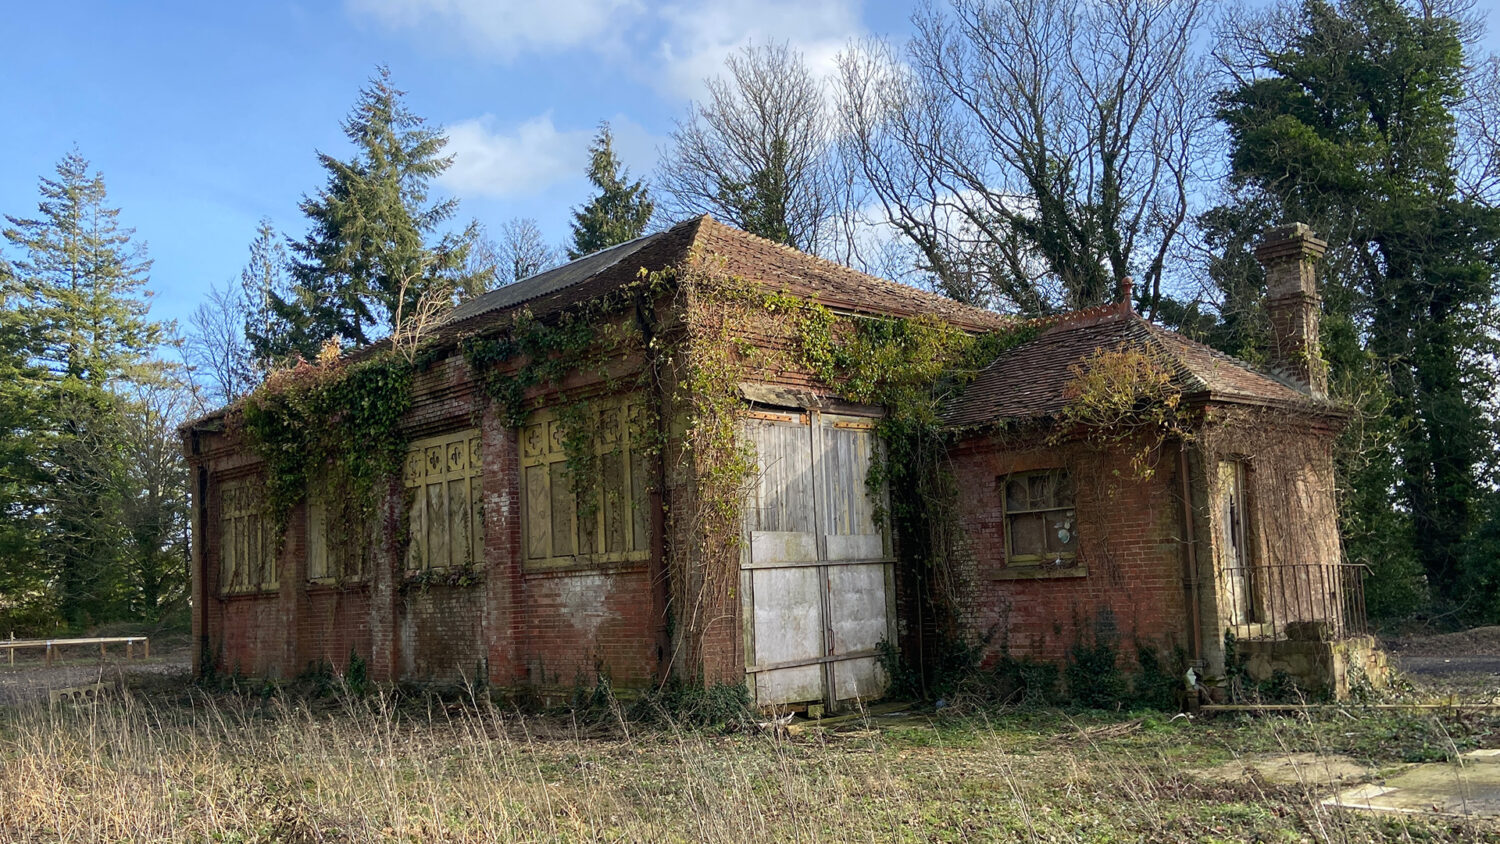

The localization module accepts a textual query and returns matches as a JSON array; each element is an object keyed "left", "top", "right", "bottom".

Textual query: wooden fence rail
[{"left": 1, "top": 635, "right": 150, "bottom": 667}]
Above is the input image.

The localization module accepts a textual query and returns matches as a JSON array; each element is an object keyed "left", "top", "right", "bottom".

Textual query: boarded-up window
[
  {"left": 307, "top": 495, "right": 375, "bottom": 582},
  {"left": 1002, "top": 469, "right": 1076, "bottom": 565},
  {"left": 403, "top": 430, "right": 484, "bottom": 571},
  {"left": 307, "top": 499, "right": 329, "bottom": 581},
  {"left": 220, "top": 480, "right": 277, "bottom": 593},
  {"left": 521, "top": 399, "right": 650, "bottom": 568}
]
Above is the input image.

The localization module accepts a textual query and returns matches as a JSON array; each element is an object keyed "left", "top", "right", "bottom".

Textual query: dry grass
[{"left": 2, "top": 685, "right": 1497, "bottom": 843}]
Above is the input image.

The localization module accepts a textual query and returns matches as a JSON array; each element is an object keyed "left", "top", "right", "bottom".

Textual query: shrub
[
  {"left": 1131, "top": 643, "right": 1182, "bottom": 710},
  {"left": 992, "top": 654, "right": 1059, "bottom": 705},
  {"left": 632, "top": 679, "right": 752, "bottom": 728},
  {"left": 1066, "top": 625, "right": 1127, "bottom": 709}
]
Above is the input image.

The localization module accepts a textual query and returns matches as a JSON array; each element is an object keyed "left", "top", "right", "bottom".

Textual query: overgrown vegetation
[
  {"left": 5, "top": 677, "right": 1497, "bottom": 842},
  {"left": 1053, "top": 343, "right": 1193, "bottom": 481},
  {"left": 236, "top": 343, "right": 414, "bottom": 564}
]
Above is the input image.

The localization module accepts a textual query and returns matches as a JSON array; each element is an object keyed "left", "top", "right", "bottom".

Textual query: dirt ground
[
  {"left": 1, "top": 627, "right": 1497, "bottom": 707},
  {"left": 0, "top": 633, "right": 191, "bottom": 707},
  {"left": 1382, "top": 626, "right": 1500, "bottom": 700}
]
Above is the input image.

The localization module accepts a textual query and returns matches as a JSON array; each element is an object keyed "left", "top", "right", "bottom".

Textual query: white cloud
[
  {"left": 346, "top": 0, "right": 867, "bottom": 100},
  {"left": 346, "top": 0, "right": 643, "bottom": 58},
  {"left": 439, "top": 113, "right": 592, "bottom": 198},
  {"left": 438, "top": 113, "right": 664, "bottom": 199},
  {"left": 652, "top": 0, "right": 864, "bottom": 98}
]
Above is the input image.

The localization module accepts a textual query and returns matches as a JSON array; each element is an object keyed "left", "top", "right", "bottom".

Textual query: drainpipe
[{"left": 1178, "top": 443, "right": 1203, "bottom": 667}]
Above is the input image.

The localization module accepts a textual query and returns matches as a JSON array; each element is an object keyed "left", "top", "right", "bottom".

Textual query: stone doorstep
[{"left": 1324, "top": 750, "right": 1500, "bottom": 818}]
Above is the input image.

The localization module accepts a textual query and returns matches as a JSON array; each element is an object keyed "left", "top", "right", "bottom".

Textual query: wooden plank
[
  {"left": 548, "top": 462, "right": 573, "bottom": 556},
  {"left": 629, "top": 451, "right": 648, "bottom": 553},
  {"left": 746, "top": 647, "right": 884, "bottom": 674},
  {"left": 470, "top": 476, "right": 484, "bottom": 565},
  {"left": 0, "top": 637, "right": 150, "bottom": 648},
  {"left": 406, "top": 485, "right": 425, "bottom": 569},
  {"left": 525, "top": 464, "right": 550, "bottom": 560},
  {"left": 448, "top": 477, "right": 469, "bottom": 566},
  {"left": 602, "top": 451, "right": 626, "bottom": 554},
  {"left": 307, "top": 500, "right": 328, "bottom": 579},
  {"left": 426, "top": 482, "right": 446, "bottom": 568}
]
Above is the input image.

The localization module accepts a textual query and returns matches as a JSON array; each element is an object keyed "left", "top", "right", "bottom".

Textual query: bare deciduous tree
[
  {"left": 186, "top": 280, "right": 256, "bottom": 408},
  {"left": 389, "top": 266, "right": 456, "bottom": 365},
  {"left": 836, "top": 0, "right": 1215, "bottom": 314},
  {"left": 658, "top": 41, "right": 853, "bottom": 259},
  {"left": 497, "top": 218, "right": 560, "bottom": 283},
  {"left": 461, "top": 224, "right": 502, "bottom": 299}
]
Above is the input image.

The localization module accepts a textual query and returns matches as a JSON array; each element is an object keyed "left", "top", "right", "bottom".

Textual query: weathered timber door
[
  {"left": 1217, "top": 460, "right": 1254, "bottom": 626},
  {"left": 740, "top": 409, "right": 895, "bottom": 709}
]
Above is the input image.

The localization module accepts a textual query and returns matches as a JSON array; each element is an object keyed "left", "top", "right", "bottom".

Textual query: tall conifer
[
  {"left": 268, "top": 66, "right": 475, "bottom": 359},
  {"left": 3, "top": 150, "right": 166, "bottom": 626},
  {"left": 1215, "top": 0, "right": 1500, "bottom": 609},
  {"left": 568, "top": 123, "right": 654, "bottom": 259}
]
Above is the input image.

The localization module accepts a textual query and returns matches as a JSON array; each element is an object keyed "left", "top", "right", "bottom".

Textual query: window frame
[
  {"left": 520, "top": 397, "right": 651, "bottom": 571},
  {"left": 218, "top": 478, "right": 278, "bottom": 595},
  {"left": 402, "top": 428, "right": 485, "bottom": 573},
  {"left": 999, "top": 468, "right": 1078, "bottom": 568}
]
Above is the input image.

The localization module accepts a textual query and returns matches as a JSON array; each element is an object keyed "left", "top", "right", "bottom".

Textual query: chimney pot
[{"left": 1254, "top": 223, "right": 1328, "bottom": 399}]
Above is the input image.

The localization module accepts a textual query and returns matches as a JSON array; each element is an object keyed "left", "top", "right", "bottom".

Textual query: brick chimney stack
[{"left": 1254, "top": 223, "right": 1328, "bottom": 399}]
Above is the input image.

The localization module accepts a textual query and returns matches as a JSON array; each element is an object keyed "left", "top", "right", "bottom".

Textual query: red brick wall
[
  {"left": 399, "top": 586, "right": 483, "bottom": 681},
  {"left": 516, "top": 565, "right": 658, "bottom": 688},
  {"left": 215, "top": 595, "right": 286, "bottom": 677},
  {"left": 186, "top": 307, "right": 677, "bottom": 693},
  {"left": 949, "top": 434, "right": 1191, "bottom": 668},
  {"left": 298, "top": 587, "right": 372, "bottom": 673}
]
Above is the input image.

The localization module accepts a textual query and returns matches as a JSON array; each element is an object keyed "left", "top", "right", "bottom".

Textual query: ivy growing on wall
[
  {"left": 234, "top": 343, "right": 415, "bottom": 569},
  {"left": 680, "top": 278, "right": 1038, "bottom": 663}
]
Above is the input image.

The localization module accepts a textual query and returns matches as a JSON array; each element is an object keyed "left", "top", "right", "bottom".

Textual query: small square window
[{"left": 1001, "top": 469, "right": 1076, "bottom": 565}]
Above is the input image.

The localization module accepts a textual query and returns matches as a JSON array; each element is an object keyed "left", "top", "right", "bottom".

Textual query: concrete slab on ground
[
  {"left": 1192, "top": 752, "right": 1379, "bottom": 787},
  {"left": 1325, "top": 749, "right": 1500, "bottom": 818}
]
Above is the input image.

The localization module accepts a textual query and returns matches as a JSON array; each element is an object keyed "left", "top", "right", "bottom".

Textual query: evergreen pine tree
[
  {"left": 241, "top": 218, "right": 294, "bottom": 371},
  {"left": 568, "top": 123, "right": 654, "bottom": 259},
  {"left": 3, "top": 150, "right": 167, "bottom": 627},
  {"left": 270, "top": 66, "right": 475, "bottom": 359},
  {"left": 0, "top": 258, "right": 46, "bottom": 627}
]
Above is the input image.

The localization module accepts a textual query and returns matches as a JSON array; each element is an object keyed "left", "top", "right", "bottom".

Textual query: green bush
[
  {"left": 992, "top": 654, "right": 1059, "bottom": 705},
  {"left": 1131, "top": 643, "right": 1182, "bottom": 710},
  {"left": 1065, "top": 622, "right": 1127, "bottom": 710},
  {"left": 632, "top": 679, "right": 752, "bottom": 728}
]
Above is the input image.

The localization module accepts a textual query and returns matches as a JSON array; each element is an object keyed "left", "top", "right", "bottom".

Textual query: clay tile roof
[
  {"left": 943, "top": 304, "right": 1329, "bottom": 429},
  {"left": 688, "top": 217, "right": 1011, "bottom": 333},
  {"left": 439, "top": 214, "right": 1011, "bottom": 336}
]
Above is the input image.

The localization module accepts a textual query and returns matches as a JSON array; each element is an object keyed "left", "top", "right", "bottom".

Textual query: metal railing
[{"left": 1219, "top": 562, "right": 1368, "bottom": 640}]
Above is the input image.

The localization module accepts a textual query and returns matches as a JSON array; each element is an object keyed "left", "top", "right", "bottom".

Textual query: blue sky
[
  {"left": 1, "top": 0, "right": 912, "bottom": 330},
  {"left": 3, "top": 1, "right": 1498, "bottom": 336}
]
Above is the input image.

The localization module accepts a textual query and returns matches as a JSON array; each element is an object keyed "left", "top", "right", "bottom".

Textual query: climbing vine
[
  {"left": 234, "top": 340, "right": 415, "bottom": 574},
  {"left": 670, "top": 274, "right": 1039, "bottom": 669},
  {"left": 457, "top": 273, "right": 669, "bottom": 530},
  {"left": 1050, "top": 343, "right": 1193, "bottom": 481}
]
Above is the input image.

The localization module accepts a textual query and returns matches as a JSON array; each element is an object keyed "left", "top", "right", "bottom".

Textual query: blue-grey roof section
[{"left": 443, "top": 231, "right": 667, "bottom": 326}]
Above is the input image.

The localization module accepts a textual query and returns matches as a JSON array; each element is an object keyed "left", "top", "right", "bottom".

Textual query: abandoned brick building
[{"left": 182, "top": 216, "right": 1380, "bottom": 706}]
